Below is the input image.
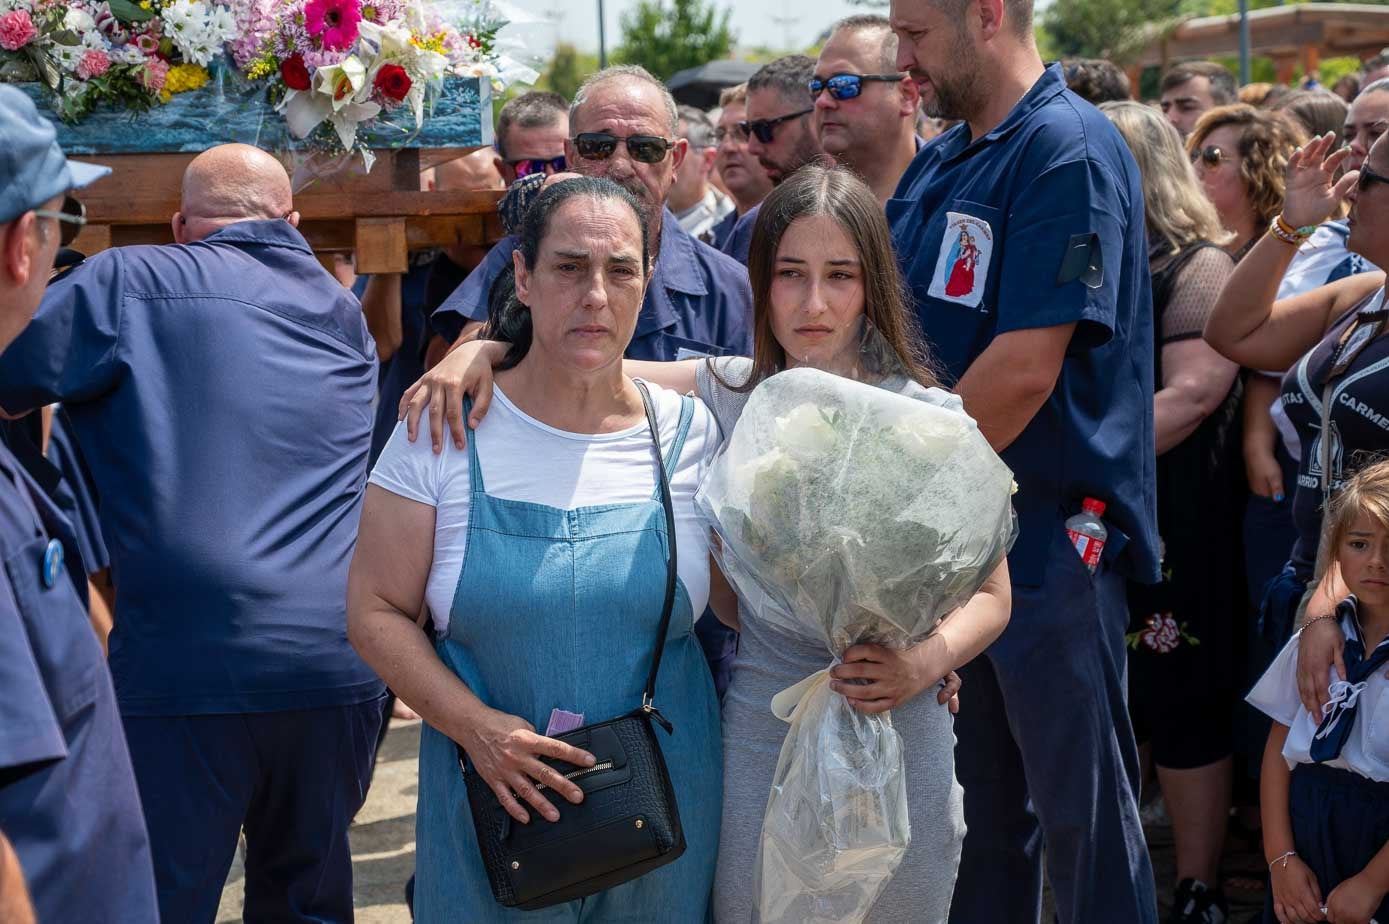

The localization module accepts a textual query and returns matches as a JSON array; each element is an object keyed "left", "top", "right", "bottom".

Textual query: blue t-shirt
[
  {"left": 720, "top": 203, "right": 759, "bottom": 266},
  {"left": 709, "top": 207, "right": 741, "bottom": 253},
  {"left": 0, "top": 441, "right": 158, "bottom": 923},
  {"left": 0, "top": 220, "right": 386, "bottom": 715},
  {"left": 887, "top": 64, "right": 1158, "bottom": 586},
  {"left": 431, "top": 210, "right": 754, "bottom": 361}
]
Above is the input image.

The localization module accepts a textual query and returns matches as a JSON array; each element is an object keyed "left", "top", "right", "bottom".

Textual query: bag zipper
[{"left": 537, "top": 761, "right": 614, "bottom": 791}]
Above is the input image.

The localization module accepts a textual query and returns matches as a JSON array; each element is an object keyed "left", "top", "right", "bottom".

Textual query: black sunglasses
[
  {"left": 1190, "top": 145, "right": 1231, "bottom": 167},
  {"left": 32, "top": 195, "right": 87, "bottom": 247},
  {"left": 1359, "top": 164, "right": 1389, "bottom": 194},
  {"left": 506, "top": 155, "right": 566, "bottom": 179},
  {"left": 572, "top": 132, "right": 675, "bottom": 164},
  {"left": 739, "top": 108, "right": 814, "bottom": 144},
  {"left": 808, "top": 73, "right": 906, "bottom": 101}
]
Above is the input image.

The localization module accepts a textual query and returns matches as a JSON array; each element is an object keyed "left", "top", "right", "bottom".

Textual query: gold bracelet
[
  {"left": 1268, "top": 849, "right": 1297, "bottom": 870},
  {"left": 1269, "top": 215, "right": 1311, "bottom": 246},
  {"left": 1299, "top": 611, "right": 1338, "bottom": 631}
]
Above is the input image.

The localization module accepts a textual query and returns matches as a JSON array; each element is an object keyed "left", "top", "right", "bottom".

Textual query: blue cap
[{"left": 0, "top": 85, "right": 110, "bottom": 224}]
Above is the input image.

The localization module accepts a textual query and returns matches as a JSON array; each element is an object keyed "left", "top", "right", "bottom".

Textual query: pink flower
[
  {"left": 76, "top": 49, "right": 111, "bottom": 80},
  {"left": 0, "top": 10, "right": 38, "bottom": 51},
  {"left": 139, "top": 57, "right": 169, "bottom": 91},
  {"left": 136, "top": 33, "right": 161, "bottom": 53},
  {"left": 303, "top": 0, "right": 360, "bottom": 51}
]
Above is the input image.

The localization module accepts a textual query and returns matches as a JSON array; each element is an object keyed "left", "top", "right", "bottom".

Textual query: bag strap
[{"left": 635, "top": 380, "right": 678, "bottom": 716}]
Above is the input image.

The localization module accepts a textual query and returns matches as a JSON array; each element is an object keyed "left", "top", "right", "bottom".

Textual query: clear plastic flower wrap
[{"left": 695, "top": 337, "right": 1017, "bottom": 922}]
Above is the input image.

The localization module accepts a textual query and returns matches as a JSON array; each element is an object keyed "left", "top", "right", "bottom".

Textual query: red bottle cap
[{"left": 1082, "top": 497, "right": 1107, "bottom": 517}]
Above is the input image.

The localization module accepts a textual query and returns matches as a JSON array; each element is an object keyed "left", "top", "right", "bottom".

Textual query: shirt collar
[
  {"left": 202, "top": 219, "right": 314, "bottom": 253},
  {"left": 633, "top": 210, "right": 707, "bottom": 338},
  {"left": 941, "top": 62, "right": 1068, "bottom": 162}
]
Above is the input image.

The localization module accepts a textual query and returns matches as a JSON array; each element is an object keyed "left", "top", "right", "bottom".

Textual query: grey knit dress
[{"left": 696, "top": 357, "right": 967, "bottom": 924}]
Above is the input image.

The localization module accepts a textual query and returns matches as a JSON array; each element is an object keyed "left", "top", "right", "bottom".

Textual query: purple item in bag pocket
[{"left": 545, "top": 709, "right": 585, "bottom": 736}]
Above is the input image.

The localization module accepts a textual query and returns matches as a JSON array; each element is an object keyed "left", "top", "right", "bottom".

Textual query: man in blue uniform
[
  {"left": 720, "top": 55, "right": 824, "bottom": 265},
  {"left": 0, "top": 141, "right": 386, "bottom": 923},
  {"left": 0, "top": 85, "right": 159, "bottom": 924},
  {"left": 886, "top": 1, "right": 1159, "bottom": 922},
  {"left": 431, "top": 64, "right": 753, "bottom": 362}
]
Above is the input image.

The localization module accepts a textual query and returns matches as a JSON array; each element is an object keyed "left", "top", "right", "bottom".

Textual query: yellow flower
[
  {"left": 409, "top": 31, "right": 447, "bottom": 54},
  {"left": 138, "top": 1, "right": 151, "bottom": 8},
  {"left": 245, "top": 57, "right": 273, "bottom": 80},
  {"left": 164, "top": 63, "right": 210, "bottom": 95}
]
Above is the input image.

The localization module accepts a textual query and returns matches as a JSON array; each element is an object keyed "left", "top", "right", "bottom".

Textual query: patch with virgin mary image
[{"left": 928, "top": 211, "right": 994, "bottom": 310}]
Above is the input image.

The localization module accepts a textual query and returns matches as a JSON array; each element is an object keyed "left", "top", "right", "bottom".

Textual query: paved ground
[{"left": 217, "top": 718, "right": 1272, "bottom": 923}]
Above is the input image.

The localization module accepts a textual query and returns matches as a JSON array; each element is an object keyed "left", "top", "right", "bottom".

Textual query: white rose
[
  {"left": 774, "top": 404, "right": 838, "bottom": 459},
  {"left": 891, "top": 412, "right": 964, "bottom": 464},
  {"left": 63, "top": 8, "right": 97, "bottom": 33}
]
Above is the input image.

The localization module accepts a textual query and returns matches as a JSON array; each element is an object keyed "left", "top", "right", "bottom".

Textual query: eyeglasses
[
  {"left": 739, "top": 108, "right": 814, "bottom": 144},
  {"left": 32, "top": 195, "right": 87, "bottom": 247},
  {"left": 572, "top": 132, "right": 675, "bottom": 164},
  {"left": 808, "top": 73, "right": 906, "bottom": 101},
  {"left": 506, "top": 155, "right": 566, "bottom": 179},
  {"left": 713, "top": 124, "right": 750, "bottom": 145},
  {"left": 1358, "top": 163, "right": 1389, "bottom": 193},
  {"left": 1190, "top": 145, "right": 1231, "bottom": 167}
]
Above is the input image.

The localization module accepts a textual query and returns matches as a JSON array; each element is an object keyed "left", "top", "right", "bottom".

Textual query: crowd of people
[{"left": 4, "top": 0, "right": 1389, "bottom": 922}]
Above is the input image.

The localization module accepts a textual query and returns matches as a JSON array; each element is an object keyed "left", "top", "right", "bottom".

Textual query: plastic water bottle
[{"left": 1065, "top": 498, "right": 1107, "bottom": 574}]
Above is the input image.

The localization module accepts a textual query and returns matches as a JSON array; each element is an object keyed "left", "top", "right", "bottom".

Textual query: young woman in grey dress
[{"left": 399, "top": 167, "right": 1013, "bottom": 922}]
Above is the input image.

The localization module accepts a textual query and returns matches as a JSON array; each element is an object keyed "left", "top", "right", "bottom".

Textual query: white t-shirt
[
  {"left": 1246, "top": 615, "right": 1389, "bottom": 782},
  {"left": 368, "top": 382, "right": 719, "bottom": 637}
]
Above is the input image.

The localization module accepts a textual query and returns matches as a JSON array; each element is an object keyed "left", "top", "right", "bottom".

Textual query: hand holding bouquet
[{"left": 697, "top": 355, "right": 1016, "bottom": 922}]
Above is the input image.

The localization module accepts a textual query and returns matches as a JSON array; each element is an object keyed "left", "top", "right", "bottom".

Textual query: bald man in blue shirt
[{"left": 0, "top": 143, "right": 386, "bottom": 924}]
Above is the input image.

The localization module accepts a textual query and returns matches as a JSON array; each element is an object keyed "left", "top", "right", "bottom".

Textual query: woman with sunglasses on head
[
  {"left": 1204, "top": 133, "right": 1389, "bottom": 776},
  {"left": 1102, "top": 100, "right": 1244, "bottom": 924},
  {"left": 398, "top": 166, "right": 1012, "bottom": 923}
]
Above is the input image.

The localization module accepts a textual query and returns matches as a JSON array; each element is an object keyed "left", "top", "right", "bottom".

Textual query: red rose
[
  {"left": 280, "top": 54, "right": 311, "bottom": 91},
  {"left": 373, "top": 63, "right": 411, "bottom": 102}
]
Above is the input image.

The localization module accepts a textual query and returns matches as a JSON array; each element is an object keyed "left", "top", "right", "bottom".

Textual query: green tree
[
  {"left": 612, "top": 0, "right": 736, "bottom": 81},
  {"left": 539, "top": 42, "right": 599, "bottom": 101}
]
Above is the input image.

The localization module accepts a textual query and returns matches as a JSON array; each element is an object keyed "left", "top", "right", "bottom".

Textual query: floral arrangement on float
[{"left": 0, "top": 0, "right": 522, "bottom": 163}]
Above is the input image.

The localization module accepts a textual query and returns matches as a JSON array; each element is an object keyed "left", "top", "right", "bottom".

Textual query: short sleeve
[
  {"left": 996, "top": 157, "right": 1128, "bottom": 349},
  {"left": 1161, "top": 247, "right": 1234, "bottom": 344},
  {"left": 430, "top": 238, "right": 518, "bottom": 340},
  {"left": 0, "top": 250, "right": 124, "bottom": 415},
  {"left": 0, "top": 573, "right": 66, "bottom": 778},
  {"left": 1245, "top": 633, "right": 1304, "bottom": 727},
  {"left": 367, "top": 420, "right": 447, "bottom": 507}
]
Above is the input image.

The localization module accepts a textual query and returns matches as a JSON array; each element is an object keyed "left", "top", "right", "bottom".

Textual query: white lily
[{"left": 314, "top": 55, "right": 370, "bottom": 112}]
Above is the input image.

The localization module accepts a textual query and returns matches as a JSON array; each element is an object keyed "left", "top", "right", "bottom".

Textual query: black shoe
[{"left": 1167, "top": 878, "right": 1228, "bottom": 924}]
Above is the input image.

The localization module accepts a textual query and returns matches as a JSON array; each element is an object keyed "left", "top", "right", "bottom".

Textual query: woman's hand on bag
[
  {"left": 460, "top": 706, "right": 596, "bottom": 825},
  {"left": 1270, "top": 854, "right": 1326, "bottom": 924},
  {"left": 1283, "top": 132, "right": 1359, "bottom": 230},
  {"left": 1297, "top": 615, "right": 1347, "bottom": 717},
  {"left": 1323, "top": 871, "right": 1385, "bottom": 924},
  {"left": 830, "top": 642, "right": 947, "bottom": 714},
  {"left": 398, "top": 339, "right": 507, "bottom": 452}
]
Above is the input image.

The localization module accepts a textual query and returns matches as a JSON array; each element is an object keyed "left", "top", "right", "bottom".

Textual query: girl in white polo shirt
[{"left": 1250, "top": 459, "right": 1389, "bottom": 924}]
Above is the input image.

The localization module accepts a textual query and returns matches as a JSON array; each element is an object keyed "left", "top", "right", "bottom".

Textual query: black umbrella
[{"left": 666, "top": 60, "right": 762, "bottom": 110}]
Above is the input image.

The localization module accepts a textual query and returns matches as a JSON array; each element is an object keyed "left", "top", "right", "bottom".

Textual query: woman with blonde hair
[{"left": 1103, "top": 99, "right": 1245, "bottom": 924}]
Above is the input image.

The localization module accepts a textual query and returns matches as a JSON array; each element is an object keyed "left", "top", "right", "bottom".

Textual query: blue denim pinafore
[{"left": 414, "top": 393, "right": 722, "bottom": 922}]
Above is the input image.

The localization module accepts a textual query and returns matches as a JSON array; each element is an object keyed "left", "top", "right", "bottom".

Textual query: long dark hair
[
  {"left": 485, "top": 177, "right": 650, "bottom": 369},
  {"left": 717, "top": 164, "right": 940, "bottom": 392}
]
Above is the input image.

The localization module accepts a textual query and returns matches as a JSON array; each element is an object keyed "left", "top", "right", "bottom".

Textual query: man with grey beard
[{"left": 886, "top": 0, "right": 1159, "bottom": 922}]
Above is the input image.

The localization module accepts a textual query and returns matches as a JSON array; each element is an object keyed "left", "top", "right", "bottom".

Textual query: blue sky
[{"left": 498, "top": 0, "right": 872, "bottom": 58}]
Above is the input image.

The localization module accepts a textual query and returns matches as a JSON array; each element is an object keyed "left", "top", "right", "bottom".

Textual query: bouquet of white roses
[{"left": 696, "top": 355, "right": 1016, "bottom": 922}]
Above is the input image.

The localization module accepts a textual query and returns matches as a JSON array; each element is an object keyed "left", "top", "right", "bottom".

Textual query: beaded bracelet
[
  {"left": 1268, "top": 849, "right": 1297, "bottom": 870},
  {"left": 1270, "top": 214, "right": 1316, "bottom": 245},
  {"left": 1300, "top": 611, "right": 1338, "bottom": 631}
]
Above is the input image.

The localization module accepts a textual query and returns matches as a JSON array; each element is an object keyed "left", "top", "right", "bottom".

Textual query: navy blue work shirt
[
  {"left": 431, "top": 209, "right": 754, "bottom": 361},
  {"left": 0, "top": 220, "right": 386, "bottom": 715},
  {"left": 720, "top": 203, "right": 759, "bottom": 266},
  {"left": 888, "top": 64, "right": 1158, "bottom": 586},
  {"left": 0, "top": 440, "right": 158, "bottom": 923}
]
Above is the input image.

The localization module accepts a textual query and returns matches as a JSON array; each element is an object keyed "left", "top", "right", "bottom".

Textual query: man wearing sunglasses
[
  {"left": 492, "top": 90, "right": 570, "bottom": 187},
  {"left": 431, "top": 65, "right": 752, "bottom": 363},
  {"left": 887, "top": 1, "right": 1159, "bottom": 923},
  {"left": 0, "top": 84, "right": 158, "bottom": 924},
  {"left": 0, "top": 141, "right": 388, "bottom": 923},
  {"left": 717, "top": 55, "right": 826, "bottom": 264},
  {"left": 709, "top": 82, "right": 773, "bottom": 252},
  {"left": 812, "top": 15, "right": 921, "bottom": 205}
]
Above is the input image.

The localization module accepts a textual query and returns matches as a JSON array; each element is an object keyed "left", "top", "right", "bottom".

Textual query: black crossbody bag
[{"left": 457, "top": 382, "right": 687, "bottom": 910}]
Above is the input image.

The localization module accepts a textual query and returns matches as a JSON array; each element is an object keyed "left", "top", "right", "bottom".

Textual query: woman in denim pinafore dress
[{"left": 349, "top": 178, "right": 722, "bottom": 923}]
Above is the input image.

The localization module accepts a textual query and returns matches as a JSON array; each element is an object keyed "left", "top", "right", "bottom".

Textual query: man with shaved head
[{"left": 0, "top": 142, "right": 385, "bottom": 923}]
